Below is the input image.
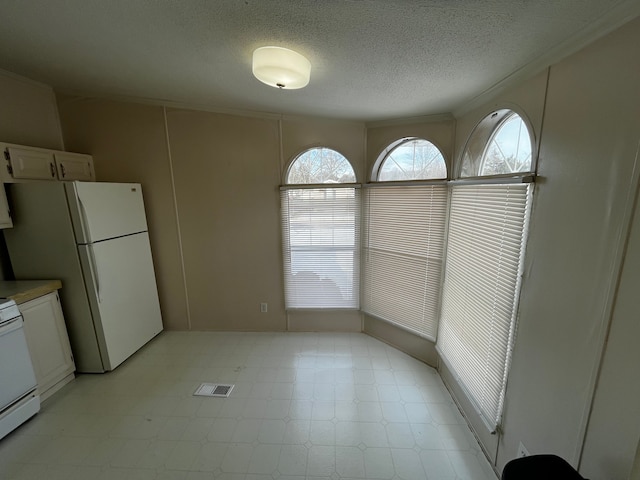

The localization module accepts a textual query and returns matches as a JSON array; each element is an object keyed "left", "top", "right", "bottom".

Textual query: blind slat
[
  {"left": 282, "top": 188, "right": 361, "bottom": 309},
  {"left": 362, "top": 184, "right": 447, "bottom": 340},
  {"left": 437, "top": 183, "right": 532, "bottom": 431}
]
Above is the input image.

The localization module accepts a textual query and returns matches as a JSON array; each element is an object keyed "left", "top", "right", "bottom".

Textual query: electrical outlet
[
  {"left": 517, "top": 442, "right": 529, "bottom": 458},
  {"left": 260, "top": 303, "right": 268, "bottom": 313}
]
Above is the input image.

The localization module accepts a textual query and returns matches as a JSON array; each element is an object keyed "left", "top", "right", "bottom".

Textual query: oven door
[{"left": 0, "top": 316, "right": 37, "bottom": 411}]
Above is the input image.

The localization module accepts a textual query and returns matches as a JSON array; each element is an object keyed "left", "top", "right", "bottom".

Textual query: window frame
[
  {"left": 458, "top": 108, "right": 537, "bottom": 180},
  {"left": 437, "top": 107, "right": 536, "bottom": 434},
  {"left": 281, "top": 147, "right": 361, "bottom": 310},
  {"left": 284, "top": 146, "right": 357, "bottom": 185},
  {"left": 362, "top": 137, "right": 449, "bottom": 339},
  {"left": 371, "top": 137, "right": 448, "bottom": 183}
]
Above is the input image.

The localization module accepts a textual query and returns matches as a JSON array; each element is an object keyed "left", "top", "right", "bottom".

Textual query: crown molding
[
  {"left": 453, "top": 4, "right": 640, "bottom": 118},
  {"left": 366, "top": 113, "right": 455, "bottom": 129},
  {"left": 0, "top": 68, "right": 55, "bottom": 90},
  {"left": 56, "top": 89, "right": 372, "bottom": 126}
]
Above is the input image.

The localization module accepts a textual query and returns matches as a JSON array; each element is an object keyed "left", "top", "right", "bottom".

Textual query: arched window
[
  {"left": 281, "top": 147, "right": 359, "bottom": 309},
  {"left": 286, "top": 147, "right": 356, "bottom": 184},
  {"left": 480, "top": 112, "right": 532, "bottom": 176},
  {"left": 362, "top": 138, "right": 447, "bottom": 340},
  {"left": 460, "top": 109, "right": 533, "bottom": 177},
  {"left": 437, "top": 109, "right": 534, "bottom": 432},
  {"left": 375, "top": 138, "right": 447, "bottom": 181}
]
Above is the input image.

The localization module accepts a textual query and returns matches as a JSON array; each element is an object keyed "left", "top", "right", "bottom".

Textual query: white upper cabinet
[
  {"left": 7, "top": 147, "right": 57, "bottom": 180},
  {"left": 1, "top": 143, "right": 95, "bottom": 183},
  {"left": 54, "top": 152, "right": 95, "bottom": 181}
]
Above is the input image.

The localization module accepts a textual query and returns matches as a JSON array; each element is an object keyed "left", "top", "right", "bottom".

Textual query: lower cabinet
[{"left": 19, "top": 291, "right": 75, "bottom": 400}]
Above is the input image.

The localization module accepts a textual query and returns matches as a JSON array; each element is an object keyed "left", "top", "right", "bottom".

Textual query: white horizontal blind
[
  {"left": 281, "top": 187, "right": 360, "bottom": 308},
  {"left": 437, "top": 183, "right": 532, "bottom": 431},
  {"left": 363, "top": 184, "right": 448, "bottom": 340}
]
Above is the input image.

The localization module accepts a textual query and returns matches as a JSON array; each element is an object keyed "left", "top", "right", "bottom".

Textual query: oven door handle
[{"left": 0, "top": 316, "right": 23, "bottom": 336}]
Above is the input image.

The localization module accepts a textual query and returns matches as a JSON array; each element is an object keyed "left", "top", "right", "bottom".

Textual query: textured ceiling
[{"left": 0, "top": 0, "right": 638, "bottom": 122}]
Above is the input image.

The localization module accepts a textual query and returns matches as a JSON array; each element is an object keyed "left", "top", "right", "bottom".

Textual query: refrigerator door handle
[
  {"left": 76, "top": 194, "right": 91, "bottom": 244},
  {"left": 87, "top": 245, "right": 101, "bottom": 303}
]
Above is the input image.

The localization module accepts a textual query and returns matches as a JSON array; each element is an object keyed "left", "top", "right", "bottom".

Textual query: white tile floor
[{"left": 0, "top": 331, "right": 497, "bottom": 480}]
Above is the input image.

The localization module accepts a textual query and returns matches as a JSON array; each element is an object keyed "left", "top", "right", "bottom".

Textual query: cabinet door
[
  {"left": 20, "top": 292, "right": 75, "bottom": 399},
  {"left": 54, "top": 152, "right": 95, "bottom": 181},
  {"left": 7, "top": 147, "right": 57, "bottom": 180}
]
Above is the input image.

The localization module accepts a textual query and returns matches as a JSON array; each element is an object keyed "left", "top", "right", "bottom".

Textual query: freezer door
[
  {"left": 67, "top": 182, "right": 149, "bottom": 243},
  {"left": 78, "top": 232, "right": 163, "bottom": 371}
]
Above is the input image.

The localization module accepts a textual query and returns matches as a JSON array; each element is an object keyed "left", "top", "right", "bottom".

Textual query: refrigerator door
[
  {"left": 78, "top": 232, "right": 163, "bottom": 371},
  {"left": 4, "top": 182, "right": 105, "bottom": 373},
  {"left": 67, "top": 182, "right": 149, "bottom": 244}
]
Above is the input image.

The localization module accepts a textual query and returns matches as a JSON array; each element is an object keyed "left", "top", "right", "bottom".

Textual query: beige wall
[
  {"left": 364, "top": 316, "right": 438, "bottom": 367},
  {"left": 56, "top": 97, "right": 188, "bottom": 330},
  {"left": 534, "top": 16, "right": 639, "bottom": 479},
  {"left": 165, "top": 108, "right": 284, "bottom": 331},
  {"left": 580, "top": 170, "right": 640, "bottom": 480},
  {"left": 366, "top": 116, "right": 456, "bottom": 178},
  {"left": 0, "top": 70, "right": 62, "bottom": 150},
  {"left": 632, "top": 443, "right": 640, "bottom": 480},
  {"left": 281, "top": 116, "right": 366, "bottom": 181},
  {"left": 0, "top": 71, "right": 64, "bottom": 280},
  {"left": 453, "top": 70, "right": 548, "bottom": 168},
  {"left": 57, "top": 101, "right": 368, "bottom": 333},
  {"left": 491, "top": 16, "right": 640, "bottom": 476}
]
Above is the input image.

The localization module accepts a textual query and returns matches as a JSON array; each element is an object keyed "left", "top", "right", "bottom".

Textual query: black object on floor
[{"left": 501, "top": 454, "right": 587, "bottom": 480}]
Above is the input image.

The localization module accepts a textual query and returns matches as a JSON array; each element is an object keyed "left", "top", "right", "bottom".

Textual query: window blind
[
  {"left": 363, "top": 184, "right": 448, "bottom": 340},
  {"left": 437, "top": 183, "right": 532, "bottom": 431},
  {"left": 281, "top": 186, "right": 360, "bottom": 309}
]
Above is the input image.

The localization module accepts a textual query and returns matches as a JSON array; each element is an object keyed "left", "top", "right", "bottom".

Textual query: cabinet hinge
[{"left": 4, "top": 149, "right": 12, "bottom": 175}]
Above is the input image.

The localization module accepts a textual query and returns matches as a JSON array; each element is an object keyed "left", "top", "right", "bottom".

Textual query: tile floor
[{"left": 0, "top": 331, "right": 497, "bottom": 480}]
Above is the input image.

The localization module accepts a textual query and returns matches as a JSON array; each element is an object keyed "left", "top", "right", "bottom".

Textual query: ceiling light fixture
[{"left": 252, "top": 46, "right": 311, "bottom": 90}]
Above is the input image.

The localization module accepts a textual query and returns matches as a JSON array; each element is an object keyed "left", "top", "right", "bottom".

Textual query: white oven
[{"left": 0, "top": 299, "right": 40, "bottom": 441}]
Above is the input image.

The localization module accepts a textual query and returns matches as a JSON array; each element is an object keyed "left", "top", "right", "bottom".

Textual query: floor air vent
[{"left": 193, "top": 383, "right": 234, "bottom": 398}]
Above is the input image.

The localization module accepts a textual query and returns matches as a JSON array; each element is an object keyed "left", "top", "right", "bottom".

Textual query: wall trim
[
  {"left": 453, "top": 5, "right": 640, "bottom": 118},
  {"left": 366, "top": 113, "right": 454, "bottom": 129},
  {"left": 0, "top": 68, "right": 55, "bottom": 90},
  {"left": 363, "top": 315, "right": 437, "bottom": 368},
  {"left": 287, "top": 311, "right": 362, "bottom": 333},
  {"left": 162, "top": 106, "right": 192, "bottom": 330},
  {"left": 54, "top": 89, "right": 366, "bottom": 126}
]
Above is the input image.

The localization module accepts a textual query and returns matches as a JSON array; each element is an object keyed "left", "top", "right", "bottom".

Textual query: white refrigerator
[{"left": 4, "top": 181, "right": 163, "bottom": 373}]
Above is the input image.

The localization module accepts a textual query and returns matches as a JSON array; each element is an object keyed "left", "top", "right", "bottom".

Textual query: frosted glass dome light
[{"left": 252, "top": 46, "right": 311, "bottom": 89}]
